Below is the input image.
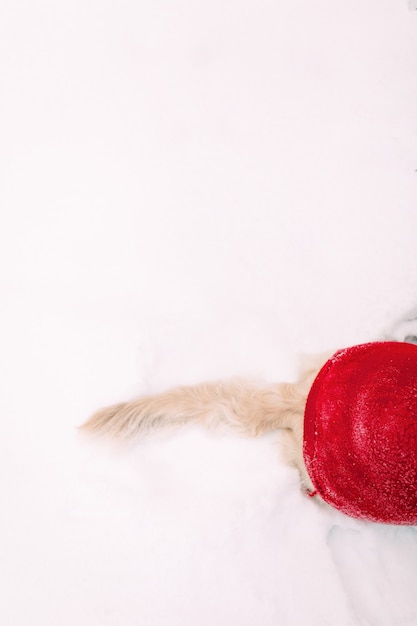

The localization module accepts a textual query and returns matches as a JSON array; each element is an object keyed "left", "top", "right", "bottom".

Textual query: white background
[{"left": 1, "top": 1, "right": 417, "bottom": 624}]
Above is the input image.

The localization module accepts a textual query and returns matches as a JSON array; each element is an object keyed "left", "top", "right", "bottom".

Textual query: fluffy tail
[{"left": 80, "top": 355, "right": 326, "bottom": 443}]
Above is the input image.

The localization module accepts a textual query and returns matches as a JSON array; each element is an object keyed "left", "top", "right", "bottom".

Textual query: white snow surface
[{"left": 1, "top": 1, "right": 417, "bottom": 625}]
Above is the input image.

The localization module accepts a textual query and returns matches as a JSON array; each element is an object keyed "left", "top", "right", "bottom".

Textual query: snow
[{"left": 1, "top": 0, "right": 417, "bottom": 624}]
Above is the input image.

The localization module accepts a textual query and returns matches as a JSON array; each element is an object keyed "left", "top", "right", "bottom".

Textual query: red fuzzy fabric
[{"left": 303, "top": 342, "right": 417, "bottom": 524}]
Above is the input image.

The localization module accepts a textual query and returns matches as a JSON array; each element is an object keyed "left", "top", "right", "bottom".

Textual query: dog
[{"left": 80, "top": 308, "right": 417, "bottom": 510}]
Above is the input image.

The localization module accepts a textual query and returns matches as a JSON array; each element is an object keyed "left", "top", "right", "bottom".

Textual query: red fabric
[{"left": 303, "top": 342, "right": 417, "bottom": 524}]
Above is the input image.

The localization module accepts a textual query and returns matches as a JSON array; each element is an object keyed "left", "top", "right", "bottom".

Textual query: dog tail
[{"left": 79, "top": 374, "right": 317, "bottom": 442}]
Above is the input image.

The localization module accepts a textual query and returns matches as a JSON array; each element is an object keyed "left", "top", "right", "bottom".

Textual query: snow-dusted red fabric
[{"left": 303, "top": 342, "right": 417, "bottom": 524}]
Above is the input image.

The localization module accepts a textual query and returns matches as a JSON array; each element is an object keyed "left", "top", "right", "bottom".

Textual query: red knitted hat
[{"left": 303, "top": 342, "right": 417, "bottom": 524}]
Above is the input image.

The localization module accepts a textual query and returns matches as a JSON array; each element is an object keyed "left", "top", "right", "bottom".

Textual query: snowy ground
[{"left": 1, "top": 1, "right": 417, "bottom": 624}]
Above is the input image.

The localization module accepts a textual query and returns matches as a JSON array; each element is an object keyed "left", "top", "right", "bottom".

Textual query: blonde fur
[{"left": 81, "top": 353, "right": 330, "bottom": 491}]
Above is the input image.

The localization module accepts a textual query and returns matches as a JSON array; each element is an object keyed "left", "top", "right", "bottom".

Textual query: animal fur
[{"left": 81, "top": 353, "right": 330, "bottom": 492}]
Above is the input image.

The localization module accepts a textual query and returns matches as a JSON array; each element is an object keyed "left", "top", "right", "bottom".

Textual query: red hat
[{"left": 303, "top": 342, "right": 417, "bottom": 524}]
